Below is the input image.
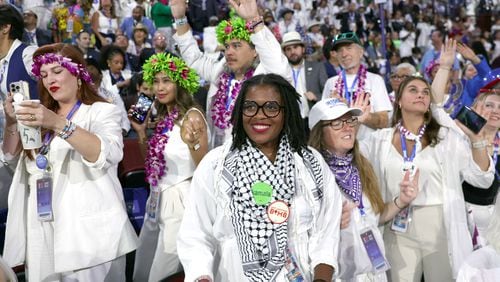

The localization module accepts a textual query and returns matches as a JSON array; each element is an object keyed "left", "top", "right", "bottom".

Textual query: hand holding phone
[
  {"left": 131, "top": 93, "right": 154, "bottom": 124},
  {"left": 456, "top": 106, "right": 486, "bottom": 134}
]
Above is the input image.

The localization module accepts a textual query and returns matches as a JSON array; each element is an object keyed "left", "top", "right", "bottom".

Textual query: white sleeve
[
  {"left": 177, "top": 152, "right": 220, "bottom": 282},
  {"left": 367, "top": 73, "right": 392, "bottom": 113},
  {"left": 321, "top": 77, "right": 336, "bottom": 100},
  {"left": 81, "top": 103, "right": 124, "bottom": 169},
  {"left": 308, "top": 150, "right": 342, "bottom": 273},
  {"left": 251, "top": 26, "right": 293, "bottom": 84}
]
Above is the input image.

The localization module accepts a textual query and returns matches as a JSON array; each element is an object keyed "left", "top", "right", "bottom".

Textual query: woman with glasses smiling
[
  {"left": 308, "top": 98, "right": 419, "bottom": 281},
  {"left": 177, "top": 73, "right": 342, "bottom": 282}
]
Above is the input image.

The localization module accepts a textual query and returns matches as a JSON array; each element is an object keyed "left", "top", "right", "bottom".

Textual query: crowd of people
[{"left": 0, "top": 0, "right": 499, "bottom": 281}]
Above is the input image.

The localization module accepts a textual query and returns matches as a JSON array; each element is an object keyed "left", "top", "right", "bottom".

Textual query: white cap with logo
[{"left": 308, "top": 98, "right": 363, "bottom": 129}]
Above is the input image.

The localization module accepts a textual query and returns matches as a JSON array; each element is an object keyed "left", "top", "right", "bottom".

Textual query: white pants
[
  {"left": 384, "top": 205, "right": 453, "bottom": 282},
  {"left": 133, "top": 180, "right": 189, "bottom": 281},
  {"left": 467, "top": 202, "right": 495, "bottom": 245}
]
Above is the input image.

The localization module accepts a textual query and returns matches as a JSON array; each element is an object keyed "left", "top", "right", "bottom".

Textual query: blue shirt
[{"left": 120, "top": 17, "right": 156, "bottom": 43}]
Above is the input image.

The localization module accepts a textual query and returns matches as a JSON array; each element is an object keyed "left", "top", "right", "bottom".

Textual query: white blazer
[{"left": 4, "top": 102, "right": 138, "bottom": 273}]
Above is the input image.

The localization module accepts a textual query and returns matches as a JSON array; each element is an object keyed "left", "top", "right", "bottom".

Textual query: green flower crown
[
  {"left": 215, "top": 15, "right": 251, "bottom": 45},
  {"left": 142, "top": 53, "right": 200, "bottom": 94}
]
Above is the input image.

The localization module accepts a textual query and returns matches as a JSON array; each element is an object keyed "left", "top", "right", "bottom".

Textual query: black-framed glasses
[
  {"left": 243, "top": 101, "right": 284, "bottom": 118},
  {"left": 390, "top": 74, "right": 409, "bottom": 81},
  {"left": 323, "top": 117, "right": 359, "bottom": 130}
]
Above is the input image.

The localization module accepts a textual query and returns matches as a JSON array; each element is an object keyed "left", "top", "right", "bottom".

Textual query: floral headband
[
  {"left": 142, "top": 53, "right": 199, "bottom": 94},
  {"left": 32, "top": 53, "right": 93, "bottom": 85},
  {"left": 215, "top": 15, "right": 251, "bottom": 45},
  {"left": 425, "top": 60, "right": 440, "bottom": 78}
]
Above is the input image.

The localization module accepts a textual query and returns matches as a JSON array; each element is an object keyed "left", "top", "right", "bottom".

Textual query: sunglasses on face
[{"left": 242, "top": 101, "right": 284, "bottom": 118}]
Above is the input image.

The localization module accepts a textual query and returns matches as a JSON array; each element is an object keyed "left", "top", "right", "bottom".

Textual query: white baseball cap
[{"left": 308, "top": 98, "right": 362, "bottom": 129}]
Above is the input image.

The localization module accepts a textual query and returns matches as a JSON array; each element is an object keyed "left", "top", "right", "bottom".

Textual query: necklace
[
  {"left": 145, "top": 107, "right": 179, "bottom": 187},
  {"left": 334, "top": 64, "right": 367, "bottom": 104},
  {"left": 211, "top": 68, "right": 254, "bottom": 129}
]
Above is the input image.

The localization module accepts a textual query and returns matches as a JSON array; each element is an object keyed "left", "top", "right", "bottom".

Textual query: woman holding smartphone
[
  {"left": 360, "top": 41, "right": 494, "bottom": 280},
  {"left": 130, "top": 53, "right": 209, "bottom": 281}
]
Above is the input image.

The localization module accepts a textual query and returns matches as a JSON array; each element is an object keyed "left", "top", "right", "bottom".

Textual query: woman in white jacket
[
  {"left": 2, "top": 43, "right": 137, "bottom": 281},
  {"left": 360, "top": 74, "right": 494, "bottom": 280},
  {"left": 177, "top": 74, "right": 342, "bottom": 282}
]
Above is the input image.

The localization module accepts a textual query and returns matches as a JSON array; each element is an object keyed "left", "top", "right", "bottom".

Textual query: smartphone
[
  {"left": 10, "top": 81, "right": 30, "bottom": 102},
  {"left": 456, "top": 106, "right": 487, "bottom": 134},
  {"left": 131, "top": 93, "right": 154, "bottom": 124}
]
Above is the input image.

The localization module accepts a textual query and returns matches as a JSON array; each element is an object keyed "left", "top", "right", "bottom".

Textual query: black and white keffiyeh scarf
[{"left": 224, "top": 136, "right": 324, "bottom": 281}]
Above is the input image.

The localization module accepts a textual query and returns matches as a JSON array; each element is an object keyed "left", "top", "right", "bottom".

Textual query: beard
[{"left": 287, "top": 54, "right": 304, "bottom": 66}]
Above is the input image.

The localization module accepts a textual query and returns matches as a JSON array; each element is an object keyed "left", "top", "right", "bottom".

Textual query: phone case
[
  {"left": 132, "top": 94, "right": 154, "bottom": 123},
  {"left": 10, "top": 81, "right": 30, "bottom": 102},
  {"left": 456, "top": 106, "right": 486, "bottom": 134}
]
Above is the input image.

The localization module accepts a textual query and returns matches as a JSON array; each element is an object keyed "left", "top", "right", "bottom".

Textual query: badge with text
[
  {"left": 146, "top": 189, "right": 161, "bottom": 223},
  {"left": 36, "top": 176, "right": 53, "bottom": 221},
  {"left": 360, "top": 229, "right": 387, "bottom": 271},
  {"left": 391, "top": 206, "right": 412, "bottom": 233},
  {"left": 251, "top": 181, "right": 273, "bottom": 205},
  {"left": 267, "top": 200, "right": 290, "bottom": 224}
]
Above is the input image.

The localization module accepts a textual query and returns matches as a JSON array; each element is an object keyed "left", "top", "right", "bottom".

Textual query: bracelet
[
  {"left": 393, "top": 196, "right": 405, "bottom": 210},
  {"left": 58, "top": 120, "right": 77, "bottom": 140},
  {"left": 471, "top": 139, "right": 488, "bottom": 149},
  {"left": 174, "top": 16, "right": 188, "bottom": 26},
  {"left": 439, "top": 66, "right": 451, "bottom": 71},
  {"left": 246, "top": 16, "right": 263, "bottom": 33}
]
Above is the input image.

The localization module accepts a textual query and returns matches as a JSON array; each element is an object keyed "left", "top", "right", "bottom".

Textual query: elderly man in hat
[
  {"left": 322, "top": 32, "right": 392, "bottom": 139},
  {"left": 170, "top": 0, "right": 292, "bottom": 147},
  {"left": 282, "top": 31, "right": 327, "bottom": 132}
]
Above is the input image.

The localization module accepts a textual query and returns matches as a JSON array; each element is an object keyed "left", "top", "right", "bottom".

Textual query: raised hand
[
  {"left": 181, "top": 110, "right": 206, "bottom": 149},
  {"left": 228, "top": 0, "right": 259, "bottom": 21},
  {"left": 169, "top": 0, "right": 188, "bottom": 19},
  {"left": 398, "top": 169, "right": 419, "bottom": 206},
  {"left": 352, "top": 91, "right": 371, "bottom": 124},
  {"left": 455, "top": 105, "right": 488, "bottom": 141},
  {"left": 457, "top": 42, "right": 480, "bottom": 64},
  {"left": 439, "top": 39, "right": 457, "bottom": 69}
]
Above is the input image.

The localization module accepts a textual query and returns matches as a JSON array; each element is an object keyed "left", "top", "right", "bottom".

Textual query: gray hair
[{"left": 394, "top": 62, "right": 417, "bottom": 74}]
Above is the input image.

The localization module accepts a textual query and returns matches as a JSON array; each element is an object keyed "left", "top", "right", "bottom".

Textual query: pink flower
[
  {"left": 181, "top": 69, "right": 189, "bottom": 79},
  {"left": 224, "top": 25, "right": 233, "bottom": 34},
  {"left": 169, "top": 62, "right": 177, "bottom": 71}
]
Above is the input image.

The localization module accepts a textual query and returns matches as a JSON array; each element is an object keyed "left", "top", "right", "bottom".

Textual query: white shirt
[{"left": 322, "top": 71, "right": 392, "bottom": 140}]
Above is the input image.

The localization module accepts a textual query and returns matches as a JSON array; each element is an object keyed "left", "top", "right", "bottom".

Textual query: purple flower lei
[
  {"left": 334, "top": 64, "right": 367, "bottom": 101},
  {"left": 211, "top": 68, "right": 255, "bottom": 129},
  {"left": 32, "top": 53, "right": 93, "bottom": 85},
  {"left": 145, "top": 107, "right": 179, "bottom": 187}
]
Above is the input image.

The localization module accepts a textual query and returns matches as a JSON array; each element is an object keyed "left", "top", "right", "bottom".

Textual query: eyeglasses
[
  {"left": 323, "top": 117, "right": 359, "bottom": 130},
  {"left": 243, "top": 101, "right": 284, "bottom": 118},
  {"left": 334, "top": 32, "right": 356, "bottom": 41},
  {"left": 390, "top": 74, "right": 409, "bottom": 81}
]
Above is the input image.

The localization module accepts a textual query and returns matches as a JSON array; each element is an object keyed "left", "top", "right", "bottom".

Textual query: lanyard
[
  {"left": 399, "top": 131, "right": 416, "bottom": 162},
  {"left": 292, "top": 67, "right": 301, "bottom": 89},
  {"left": 225, "top": 75, "right": 235, "bottom": 110},
  {"left": 39, "top": 101, "right": 82, "bottom": 156},
  {"left": 342, "top": 70, "right": 359, "bottom": 104}
]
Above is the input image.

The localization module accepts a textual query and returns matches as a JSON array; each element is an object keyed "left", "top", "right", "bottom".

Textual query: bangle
[
  {"left": 57, "top": 120, "right": 77, "bottom": 140},
  {"left": 174, "top": 16, "right": 188, "bottom": 26},
  {"left": 439, "top": 66, "right": 451, "bottom": 71},
  {"left": 393, "top": 196, "right": 405, "bottom": 210},
  {"left": 246, "top": 16, "right": 263, "bottom": 33},
  {"left": 472, "top": 139, "right": 488, "bottom": 149}
]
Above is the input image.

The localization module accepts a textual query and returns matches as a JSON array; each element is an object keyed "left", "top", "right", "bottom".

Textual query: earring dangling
[{"left": 77, "top": 79, "right": 82, "bottom": 89}]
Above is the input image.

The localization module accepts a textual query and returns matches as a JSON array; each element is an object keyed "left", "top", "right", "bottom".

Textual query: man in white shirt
[{"left": 322, "top": 32, "right": 392, "bottom": 139}]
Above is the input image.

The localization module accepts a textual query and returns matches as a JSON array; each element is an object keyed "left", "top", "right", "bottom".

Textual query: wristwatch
[{"left": 174, "top": 16, "right": 188, "bottom": 26}]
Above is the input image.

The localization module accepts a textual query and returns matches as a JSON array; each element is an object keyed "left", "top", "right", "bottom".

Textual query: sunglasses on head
[{"left": 334, "top": 32, "right": 356, "bottom": 41}]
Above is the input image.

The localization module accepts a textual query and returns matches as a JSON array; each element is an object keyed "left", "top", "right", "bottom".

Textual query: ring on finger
[{"left": 30, "top": 114, "right": 36, "bottom": 121}]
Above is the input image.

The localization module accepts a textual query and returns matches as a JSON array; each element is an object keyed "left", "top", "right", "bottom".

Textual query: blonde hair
[{"left": 308, "top": 123, "right": 385, "bottom": 214}]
